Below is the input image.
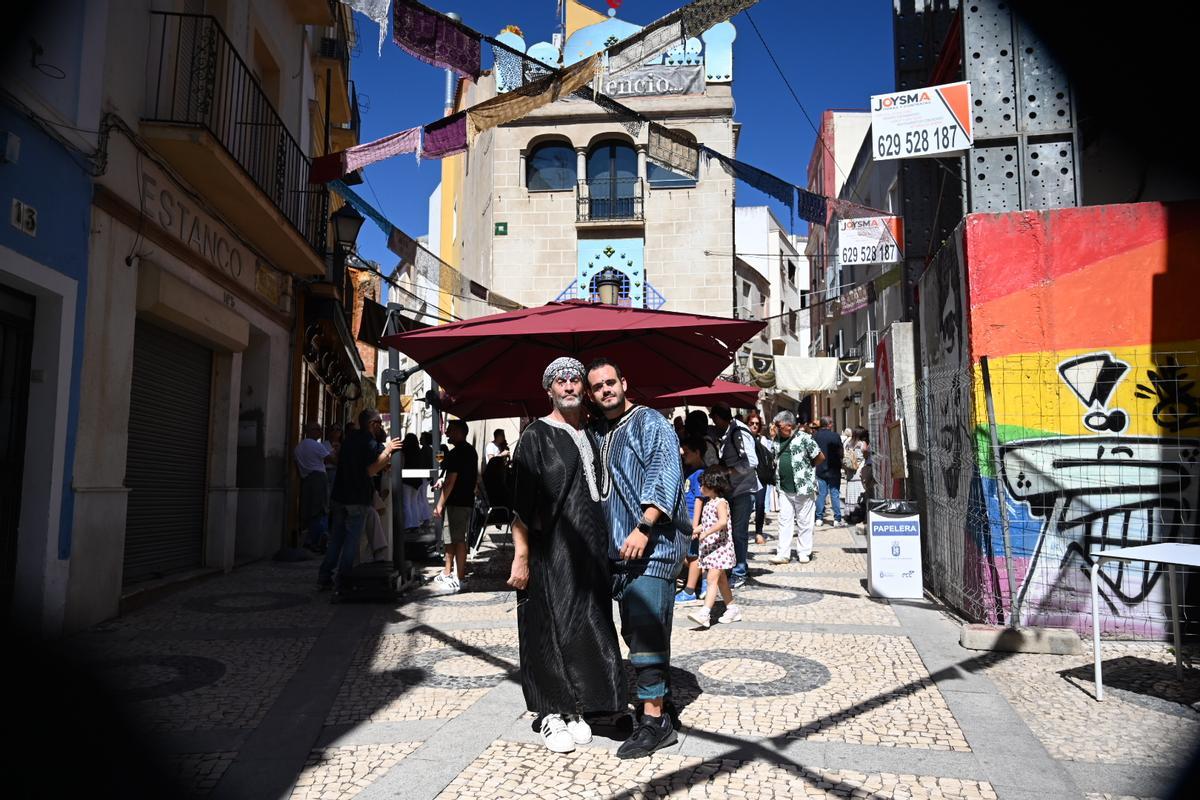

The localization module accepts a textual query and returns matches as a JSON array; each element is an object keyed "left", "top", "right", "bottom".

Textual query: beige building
[{"left": 435, "top": 13, "right": 743, "bottom": 320}]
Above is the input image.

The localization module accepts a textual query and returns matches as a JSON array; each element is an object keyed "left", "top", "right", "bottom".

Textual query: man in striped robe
[{"left": 587, "top": 357, "right": 689, "bottom": 759}]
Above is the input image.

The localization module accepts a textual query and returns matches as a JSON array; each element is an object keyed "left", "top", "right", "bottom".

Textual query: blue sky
[{"left": 345, "top": 0, "right": 894, "bottom": 270}]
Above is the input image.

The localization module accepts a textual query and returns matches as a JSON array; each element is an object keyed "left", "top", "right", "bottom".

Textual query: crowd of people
[{"left": 296, "top": 356, "right": 875, "bottom": 760}]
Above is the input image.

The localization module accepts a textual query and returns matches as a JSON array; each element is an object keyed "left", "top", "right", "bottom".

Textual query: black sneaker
[{"left": 616, "top": 713, "right": 677, "bottom": 759}]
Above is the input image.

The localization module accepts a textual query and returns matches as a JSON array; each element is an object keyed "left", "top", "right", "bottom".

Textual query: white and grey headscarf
[{"left": 541, "top": 356, "right": 586, "bottom": 389}]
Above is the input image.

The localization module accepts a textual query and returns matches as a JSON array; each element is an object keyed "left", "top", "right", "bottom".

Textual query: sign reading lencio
[
  {"left": 837, "top": 216, "right": 903, "bottom": 266},
  {"left": 871, "top": 81, "right": 973, "bottom": 161}
]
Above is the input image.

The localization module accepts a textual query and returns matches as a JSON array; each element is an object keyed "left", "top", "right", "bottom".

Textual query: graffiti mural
[{"left": 937, "top": 203, "right": 1200, "bottom": 637}]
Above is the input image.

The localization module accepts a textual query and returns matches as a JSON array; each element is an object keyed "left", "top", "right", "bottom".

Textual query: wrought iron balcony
[
  {"left": 576, "top": 178, "right": 645, "bottom": 223},
  {"left": 146, "top": 12, "right": 328, "bottom": 260}
]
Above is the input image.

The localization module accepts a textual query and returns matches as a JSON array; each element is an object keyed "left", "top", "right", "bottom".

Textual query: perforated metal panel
[
  {"left": 1024, "top": 139, "right": 1077, "bottom": 209},
  {"left": 963, "top": 1, "right": 1017, "bottom": 138},
  {"left": 962, "top": 0, "right": 1079, "bottom": 211},
  {"left": 1016, "top": 18, "right": 1073, "bottom": 133},
  {"left": 970, "top": 142, "right": 1021, "bottom": 212}
]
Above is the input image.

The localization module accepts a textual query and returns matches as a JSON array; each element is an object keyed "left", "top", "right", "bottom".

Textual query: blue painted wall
[{"left": 0, "top": 102, "right": 93, "bottom": 559}]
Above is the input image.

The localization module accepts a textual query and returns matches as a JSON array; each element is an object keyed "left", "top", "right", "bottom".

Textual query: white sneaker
[
  {"left": 540, "top": 714, "right": 576, "bottom": 753},
  {"left": 564, "top": 714, "right": 592, "bottom": 744},
  {"left": 719, "top": 604, "right": 743, "bottom": 624},
  {"left": 687, "top": 607, "right": 712, "bottom": 628},
  {"left": 796, "top": 554, "right": 811, "bottom": 564},
  {"left": 768, "top": 555, "right": 790, "bottom": 565},
  {"left": 432, "top": 573, "right": 459, "bottom": 594}
]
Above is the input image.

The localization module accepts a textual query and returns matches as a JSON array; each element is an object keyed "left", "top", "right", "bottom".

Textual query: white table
[{"left": 1091, "top": 543, "right": 1200, "bottom": 701}]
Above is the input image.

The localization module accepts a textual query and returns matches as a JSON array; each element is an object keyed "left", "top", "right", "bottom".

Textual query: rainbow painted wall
[{"left": 917, "top": 202, "right": 1200, "bottom": 637}]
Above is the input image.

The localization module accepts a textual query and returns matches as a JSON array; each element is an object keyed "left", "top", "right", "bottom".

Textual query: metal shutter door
[{"left": 123, "top": 320, "right": 212, "bottom": 583}]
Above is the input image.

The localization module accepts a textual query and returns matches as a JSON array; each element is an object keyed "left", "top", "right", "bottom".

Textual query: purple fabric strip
[
  {"left": 422, "top": 112, "right": 467, "bottom": 159},
  {"left": 393, "top": 0, "right": 481, "bottom": 80}
]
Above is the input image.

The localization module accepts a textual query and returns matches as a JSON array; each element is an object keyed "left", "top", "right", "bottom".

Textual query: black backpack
[{"left": 754, "top": 437, "right": 777, "bottom": 486}]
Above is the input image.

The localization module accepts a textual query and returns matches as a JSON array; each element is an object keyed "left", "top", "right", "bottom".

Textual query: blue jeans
[
  {"left": 612, "top": 568, "right": 675, "bottom": 701},
  {"left": 817, "top": 477, "right": 842, "bottom": 523},
  {"left": 319, "top": 501, "right": 368, "bottom": 587},
  {"left": 729, "top": 492, "right": 753, "bottom": 579}
]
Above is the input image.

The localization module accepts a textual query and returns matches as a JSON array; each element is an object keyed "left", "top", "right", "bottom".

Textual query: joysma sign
[{"left": 871, "top": 81, "right": 973, "bottom": 161}]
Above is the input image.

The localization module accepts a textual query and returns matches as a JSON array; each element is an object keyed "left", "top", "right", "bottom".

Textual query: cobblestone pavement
[{"left": 63, "top": 516, "right": 1196, "bottom": 799}]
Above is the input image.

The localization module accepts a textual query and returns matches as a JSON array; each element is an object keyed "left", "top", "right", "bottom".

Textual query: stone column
[
  {"left": 518, "top": 150, "right": 527, "bottom": 189},
  {"left": 575, "top": 147, "right": 587, "bottom": 184},
  {"left": 636, "top": 144, "right": 648, "bottom": 181}
]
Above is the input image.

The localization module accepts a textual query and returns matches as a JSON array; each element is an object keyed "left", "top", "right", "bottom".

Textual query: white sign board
[
  {"left": 838, "top": 216, "right": 903, "bottom": 266},
  {"left": 867, "top": 506, "right": 923, "bottom": 598},
  {"left": 871, "top": 81, "right": 973, "bottom": 160}
]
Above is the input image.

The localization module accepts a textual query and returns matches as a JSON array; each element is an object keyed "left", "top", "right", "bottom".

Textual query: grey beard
[{"left": 552, "top": 394, "right": 582, "bottom": 412}]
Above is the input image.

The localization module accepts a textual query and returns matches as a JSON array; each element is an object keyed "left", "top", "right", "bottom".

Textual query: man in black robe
[{"left": 507, "top": 356, "right": 626, "bottom": 754}]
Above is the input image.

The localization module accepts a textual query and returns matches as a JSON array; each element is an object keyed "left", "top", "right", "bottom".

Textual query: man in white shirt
[{"left": 294, "top": 423, "right": 333, "bottom": 550}]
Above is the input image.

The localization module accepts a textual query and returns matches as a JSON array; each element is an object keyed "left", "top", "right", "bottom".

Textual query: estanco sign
[
  {"left": 602, "top": 64, "right": 704, "bottom": 98},
  {"left": 871, "top": 81, "right": 973, "bottom": 160}
]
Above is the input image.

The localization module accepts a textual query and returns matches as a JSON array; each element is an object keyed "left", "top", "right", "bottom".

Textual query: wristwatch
[{"left": 636, "top": 520, "right": 653, "bottom": 535}]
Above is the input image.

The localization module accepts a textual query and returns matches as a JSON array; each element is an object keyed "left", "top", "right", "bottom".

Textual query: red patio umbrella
[
  {"left": 381, "top": 301, "right": 764, "bottom": 419},
  {"left": 642, "top": 379, "right": 761, "bottom": 410}
]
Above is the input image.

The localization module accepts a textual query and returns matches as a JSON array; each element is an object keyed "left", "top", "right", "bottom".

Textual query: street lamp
[
  {"left": 594, "top": 266, "right": 622, "bottom": 305},
  {"left": 331, "top": 202, "right": 365, "bottom": 250}
]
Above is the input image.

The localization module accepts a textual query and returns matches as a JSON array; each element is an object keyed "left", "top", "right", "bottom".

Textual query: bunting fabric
[
  {"left": 572, "top": 86, "right": 645, "bottom": 137},
  {"left": 608, "top": 0, "right": 760, "bottom": 77},
  {"left": 387, "top": 226, "right": 419, "bottom": 267},
  {"left": 309, "top": 127, "right": 421, "bottom": 184},
  {"left": 701, "top": 147, "right": 794, "bottom": 207},
  {"left": 798, "top": 189, "right": 828, "bottom": 225},
  {"left": 393, "top": 0, "right": 482, "bottom": 80},
  {"left": 339, "top": 0, "right": 390, "bottom": 56},
  {"left": 329, "top": 180, "right": 394, "bottom": 238},
  {"left": 422, "top": 112, "right": 468, "bottom": 159},
  {"left": 648, "top": 123, "right": 700, "bottom": 178},
  {"left": 465, "top": 54, "right": 600, "bottom": 142}
]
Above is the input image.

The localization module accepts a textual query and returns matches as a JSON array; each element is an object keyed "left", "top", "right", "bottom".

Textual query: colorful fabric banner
[
  {"left": 310, "top": 127, "right": 421, "bottom": 184},
  {"left": 387, "top": 226, "right": 419, "bottom": 267},
  {"left": 340, "top": 0, "right": 390, "bottom": 56},
  {"left": 393, "top": 0, "right": 481, "bottom": 79},
  {"left": 648, "top": 123, "right": 699, "bottom": 178},
  {"left": 571, "top": 86, "right": 645, "bottom": 137},
  {"left": 701, "top": 147, "right": 793, "bottom": 207},
  {"left": 329, "top": 180, "right": 394, "bottom": 238},
  {"left": 422, "top": 112, "right": 467, "bottom": 159},
  {"left": 608, "top": 0, "right": 760, "bottom": 77},
  {"left": 465, "top": 54, "right": 600, "bottom": 142},
  {"left": 798, "top": 189, "right": 827, "bottom": 225}
]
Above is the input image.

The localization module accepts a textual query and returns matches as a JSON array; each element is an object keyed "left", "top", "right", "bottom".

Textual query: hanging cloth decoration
[
  {"left": 422, "top": 112, "right": 468, "bottom": 159},
  {"left": 387, "top": 226, "right": 419, "bottom": 267},
  {"left": 309, "top": 127, "right": 421, "bottom": 184},
  {"left": 465, "top": 54, "right": 600, "bottom": 142},
  {"left": 797, "top": 189, "right": 828, "bottom": 226},
  {"left": 329, "top": 180, "right": 395, "bottom": 237},
  {"left": 648, "top": 123, "right": 700, "bottom": 178},
  {"left": 339, "top": 0, "right": 391, "bottom": 56},
  {"left": 608, "top": 0, "right": 761, "bottom": 77},
  {"left": 700, "top": 147, "right": 794, "bottom": 207},
  {"left": 393, "top": 0, "right": 482, "bottom": 80},
  {"left": 573, "top": 86, "right": 645, "bottom": 137}
]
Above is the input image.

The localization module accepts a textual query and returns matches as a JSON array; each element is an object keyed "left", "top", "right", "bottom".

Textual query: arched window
[
  {"left": 647, "top": 130, "right": 698, "bottom": 188},
  {"left": 586, "top": 139, "right": 638, "bottom": 219},
  {"left": 526, "top": 142, "right": 576, "bottom": 191}
]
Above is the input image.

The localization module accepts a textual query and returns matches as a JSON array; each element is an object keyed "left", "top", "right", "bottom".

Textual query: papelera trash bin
[{"left": 866, "top": 500, "right": 923, "bottom": 599}]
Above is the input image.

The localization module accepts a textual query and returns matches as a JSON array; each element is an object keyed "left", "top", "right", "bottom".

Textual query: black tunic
[{"left": 511, "top": 419, "right": 626, "bottom": 715}]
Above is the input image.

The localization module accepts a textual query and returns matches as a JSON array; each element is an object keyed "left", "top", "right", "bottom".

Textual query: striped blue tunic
[{"left": 592, "top": 406, "right": 689, "bottom": 580}]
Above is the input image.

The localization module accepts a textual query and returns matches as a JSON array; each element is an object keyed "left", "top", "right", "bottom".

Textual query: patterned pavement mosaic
[
  {"left": 60, "top": 514, "right": 1194, "bottom": 798},
  {"left": 437, "top": 741, "right": 997, "bottom": 800}
]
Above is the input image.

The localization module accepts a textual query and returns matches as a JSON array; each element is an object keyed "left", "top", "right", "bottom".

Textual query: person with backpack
[{"left": 769, "top": 410, "right": 825, "bottom": 565}]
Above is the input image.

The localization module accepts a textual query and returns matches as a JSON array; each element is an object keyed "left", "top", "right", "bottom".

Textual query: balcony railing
[
  {"left": 320, "top": 0, "right": 351, "bottom": 74},
  {"left": 147, "top": 12, "right": 328, "bottom": 256},
  {"left": 576, "top": 178, "right": 644, "bottom": 223}
]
